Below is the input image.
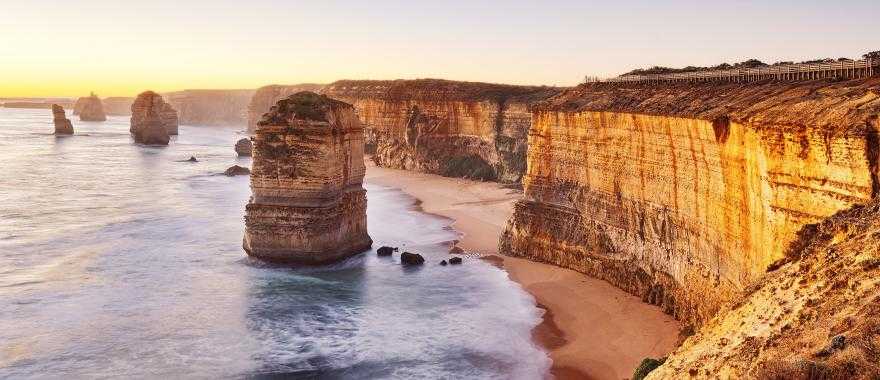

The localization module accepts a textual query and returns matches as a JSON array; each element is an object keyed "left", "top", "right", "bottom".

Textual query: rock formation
[
  {"left": 224, "top": 165, "right": 250, "bottom": 176},
  {"left": 131, "top": 107, "right": 169, "bottom": 145},
  {"left": 243, "top": 92, "right": 372, "bottom": 264},
  {"left": 500, "top": 78, "right": 880, "bottom": 329},
  {"left": 247, "top": 84, "right": 325, "bottom": 132},
  {"left": 165, "top": 89, "right": 255, "bottom": 126},
  {"left": 74, "top": 92, "right": 107, "bottom": 121},
  {"left": 51, "top": 104, "right": 73, "bottom": 135},
  {"left": 130, "top": 91, "right": 179, "bottom": 136},
  {"left": 103, "top": 97, "right": 134, "bottom": 115},
  {"left": 649, "top": 199, "right": 880, "bottom": 378},
  {"left": 400, "top": 252, "right": 425, "bottom": 265},
  {"left": 234, "top": 138, "right": 252, "bottom": 156},
  {"left": 323, "top": 79, "right": 561, "bottom": 183}
]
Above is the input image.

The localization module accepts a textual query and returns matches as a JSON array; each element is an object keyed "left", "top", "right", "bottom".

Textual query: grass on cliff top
[{"left": 258, "top": 91, "right": 347, "bottom": 125}]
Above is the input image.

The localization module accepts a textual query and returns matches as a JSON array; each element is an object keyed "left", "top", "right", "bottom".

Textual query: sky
[{"left": 1, "top": 0, "right": 877, "bottom": 97}]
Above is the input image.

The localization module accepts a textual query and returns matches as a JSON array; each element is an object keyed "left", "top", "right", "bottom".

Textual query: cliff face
[
  {"left": 247, "top": 84, "right": 325, "bottom": 132},
  {"left": 323, "top": 79, "right": 561, "bottom": 183},
  {"left": 165, "top": 89, "right": 255, "bottom": 126},
  {"left": 500, "top": 78, "right": 880, "bottom": 328},
  {"left": 650, "top": 199, "right": 880, "bottom": 379},
  {"left": 243, "top": 92, "right": 372, "bottom": 264},
  {"left": 51, "top": 104, "right": 73, "bottom": 135},
  {"left": 75, "top": 94, "right": 107, "bottom": 121},
  {"left": 130, "top": 91, "right": 179, "bottom": 136},
  {"left": 103, "top": 97, "right": 134, "bottom": 115}
]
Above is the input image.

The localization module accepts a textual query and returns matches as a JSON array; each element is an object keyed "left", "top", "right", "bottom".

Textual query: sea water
[{"left": 0, "top": 108, "right": 550, "bottom": 379}]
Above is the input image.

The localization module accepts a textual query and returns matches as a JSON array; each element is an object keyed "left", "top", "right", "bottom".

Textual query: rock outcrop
[
  {"left": 74, "top": 93, "right": 107, "bottom": 121},
  {"left": 165, "top": 89, "right": 255, "bottom": 126},
  {"left": 323, "top": 79, "right": 561, "bottom": 183},
  {"left": 243, "top": 92, "right": 372, "bottom": 264},
  {"left": 224, "top": 165, "right": 250, "bottom": 176},
  {"left": 649, "top": 199, "right": 880, "bottom": 379},
  {"left": 247, "top": 84, "right": 325, "bottom": 132},
  {"left": 130, "top": 91, "right": 179, "bottom": 136},
  {"left": 235, "top": 138, "right": 252, "bottom": 156},
  {"left": 51, "top": 104, "right": 74, "bottom": 135},
  {"left": 500, "top": 78, "right": 880, "bottom": 328},
  {"left": 103, "top": 97, "right": 134, "bottom": 115}
]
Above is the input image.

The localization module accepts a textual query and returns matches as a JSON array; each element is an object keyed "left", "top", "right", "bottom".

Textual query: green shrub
[{"left": 633, "top": 357, "right": 667, "bottom": 380}]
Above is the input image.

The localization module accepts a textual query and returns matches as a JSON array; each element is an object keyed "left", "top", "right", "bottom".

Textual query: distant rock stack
[
  {"left": 52, "top": 104, "right": 74, "bottom": 135},
  {"left": 234, "top": 138, "right": 252, "bottom": 156},
  {"left": 243, "top": 92, "right": 372, "bottom": 264},
  {"left": 130, "top": 91, "right": 179, "bottom": 136},
  {"left": 77, "top": 92, "right": 107, "bottom": 121}
]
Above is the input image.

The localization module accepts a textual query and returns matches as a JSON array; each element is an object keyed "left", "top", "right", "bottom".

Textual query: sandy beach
[{"left": 365, "top": 160, "right": 682, "bottom": 380}]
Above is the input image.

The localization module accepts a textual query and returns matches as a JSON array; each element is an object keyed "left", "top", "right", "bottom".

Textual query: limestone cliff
[
  {"left": 247, "top": 84, "right": 325, "bottom": 132},
  {"left": 650, "top": 199, "right": 880, "bottom": 379},
  {"left": 74, "top": 93, "right": 107, "bottom": 121},
  {"left": 130, "top": 91, "right": 179, "bottom": 136},
  {"left": 243, "top": 92, "right": 372, "bottom": 264},
  {"left": 500, "top": 78, "right": 880, "bottom": 328},
  {"left": 103, "top": 97, "right": 134, "bottom": 116},
  {"left": 323, "top": 79, "right": 561, "bottom": 183},
  {"left": 51, "top": 104, "right": 73, "bottom": 135},
  {"left": 165, "top": 89, "right": 255, "bottom": 126}
]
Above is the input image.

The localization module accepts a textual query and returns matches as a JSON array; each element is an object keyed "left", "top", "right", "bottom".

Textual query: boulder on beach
[
  {"left": 51, "top": 104, "right": 74, "bottom": 135},
  {"left": 400, "top": 252, "right": 425, "bottom": 265},
  {"left": 224, "top": 165, "right": 250, "bottom": 176},
  {"left": 377, "top": 246, "right": 397, "bottom": 256},
  {"left": 235, "top": 138, "right": 253, "bottom": 156}
]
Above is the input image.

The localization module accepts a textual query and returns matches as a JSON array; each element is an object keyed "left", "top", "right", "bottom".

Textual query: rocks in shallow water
[
  {"left": 76, "top": 93, "right": 107, "bottom": 121},
  {"left": 51, "top": 104, "right": 74, "bottom": 135},
  {"left": 224, "top": 165, "right": 250, "bottom": 176},
  {"left": 243, "top": 92, "right": 372, "bottom": 264},
  {"left": 132, "top": 107, "right": 169, "bottom": 145},
  {"left": 449, "top": 257, "right": 463, "bottom": 265},
  {"left": 187, "top": 156, "right": 198, "bottom": 162},
  {"left": 377, "top": 246, "right": 396, "bottom": 256},
  {"left": 234, "top": 138, "right": 252, "bottom": 156},
  {"left": 131, "top": 91, "right": 179, "bottom": 138},
  {"left": 400, "top": 252, "right": 425, "bottom": 265},
  {"left": 440, "top": 260, "right": 448, "bottom": 266}
]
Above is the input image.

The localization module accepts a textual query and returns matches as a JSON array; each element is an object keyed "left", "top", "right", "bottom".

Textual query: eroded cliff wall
[
  {"left": 165, "top": 89, "right": 255, "bottom": 126},
  {"left": 247, "top": 84, "right": 325, "bottom": 131},
  {"left": 501, "top": 79, "right": 880, "bottom": 327},
  {"left": 323, "top": 79, "right": 560, "bottom": 183}
]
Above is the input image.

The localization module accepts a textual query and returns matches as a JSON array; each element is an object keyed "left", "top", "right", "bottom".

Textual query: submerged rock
[
  {"left": 76, "top": 93, "right": 107, "bottom": 121},
  {"left": 235, "top": 138, "right": 252, "bottom": 157},
  {"left": 131, "top": 91, "right": 179, "bottom": 137},
  {"left": 400, "top": 252, "right": 424, "bottom": 265},
  {"left": 51, "top": 104, "right": 74, "bottom": 135},
  {"left": 187, "top": 156, "right": 198, "bottom": 162},
  {"left": 243, "top": 92, "right": 372, "bottom": 264},
  {"left": 377, "top": 246, "right": 396, "bottom": 256},
  {"left": 224, "top": 165, "right": 250, "bottom": 176},
  {"left": 440, "top": 260, "right": 448, "bottom": 266}
]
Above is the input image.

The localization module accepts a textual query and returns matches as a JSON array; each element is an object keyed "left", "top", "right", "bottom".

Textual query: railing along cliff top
[{"left": 590, "top": 58, "right": 878, "bottom": 84}]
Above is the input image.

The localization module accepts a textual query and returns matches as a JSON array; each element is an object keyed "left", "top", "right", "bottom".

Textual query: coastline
[{"left": 364, "top": 160, "right": 682, "bottom": 380}]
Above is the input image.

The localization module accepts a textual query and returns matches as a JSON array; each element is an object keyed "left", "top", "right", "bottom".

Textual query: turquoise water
[{"left": 0, "top": 108, "right": 550, "bottom": 379}]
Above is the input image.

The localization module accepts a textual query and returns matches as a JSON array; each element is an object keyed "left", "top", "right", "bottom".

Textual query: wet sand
[{"left": 365, "top": 160, "right": 682, "bottom": 380}]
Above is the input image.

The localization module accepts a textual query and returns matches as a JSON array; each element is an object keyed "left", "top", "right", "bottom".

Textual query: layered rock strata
[
  {"left": 165, "top": 89, "right": 255, "bottom": 126},
  {"left": 243, "top": 92, "right": 372, "bottom": 264},
  {"left": 74, "top": 93, "right": 107, "bottom": 121},
  {"left": 51, "top": 104, "right": 74, "bottom": 135},
  {"left": 130, "top": 91, "right": 179, "bottom": 136},
  {"left": 500, "top": 78, "right": 880, "bottom": 328},
  {"left": 247, "top": 84, "right": 325, "bottom": 132},
  {"left": 650, "top": 199, "right": 880, "bottom": 378},
  {"left": 323, "top": 79, "right": 561, "bottom": 183}
]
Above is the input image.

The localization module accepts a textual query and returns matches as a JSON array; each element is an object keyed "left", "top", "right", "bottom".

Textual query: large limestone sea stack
[
  {"left": 130, "top": 91, "right": 179, "bottom": 136},
  {"left": 75, "top": 93, "right": 107, "bottom": 121},
  {"left": 243, "top": 92, "right": 372, "bottom": 264},
  {"left": 51, "top": 104, "right": 74, "bottom": 135}
]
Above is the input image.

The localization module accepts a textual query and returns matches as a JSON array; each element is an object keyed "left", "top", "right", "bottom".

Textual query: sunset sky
[{"left": 1, "top": 0, "right": 877, "bottom": 97}]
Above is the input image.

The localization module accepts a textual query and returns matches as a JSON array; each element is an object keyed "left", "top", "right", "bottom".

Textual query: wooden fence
[{"left": 588, "top": 58, "right": 878, "bottom": 84}]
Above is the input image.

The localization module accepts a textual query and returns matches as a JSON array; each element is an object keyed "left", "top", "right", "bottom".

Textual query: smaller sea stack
[
  {"left": 77, "top": 92, "right": 107, "bottom": 121},
  {"left": 52, "top": 104, "right": 74, "bottom": 135},
  {"left": 130, "top": 91, "right": 179, "bottom": 136},
  {"left": 243, "top": 92, "right": 372, "bottom": 264},
  {"left": 234, "top": 138, "right": 252, "bottom": 156}
]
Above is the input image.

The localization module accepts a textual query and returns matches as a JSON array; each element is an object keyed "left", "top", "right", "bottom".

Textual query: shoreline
[{"left": 365, "top": 160, "right": 682, "bottom": 380}]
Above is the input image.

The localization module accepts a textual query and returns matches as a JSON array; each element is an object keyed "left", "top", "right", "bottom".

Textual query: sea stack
[
  {"left": 234, "top": 138, "right": 252, "bottom": 156},
  {"left": 130, "top": 91, "right": 179, "bottom": 136},
  {"left": 76, "top": 92, "right": 107, "bottom": 121},
  {"left": 51, "top": 104, "right": 74, "bottom": 135},
  {"left": 243, "top": 92, "right": 372, "bottom": 264}
]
